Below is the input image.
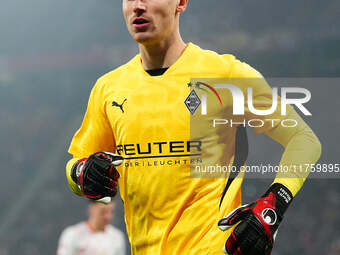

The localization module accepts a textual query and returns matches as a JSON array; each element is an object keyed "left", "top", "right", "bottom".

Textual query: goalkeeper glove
[
  {"left": 71, "top": 152, "right": 123, "bottom": 200},
  {"left": 218, "top": 183, "right": 293, "bottom": 255}
]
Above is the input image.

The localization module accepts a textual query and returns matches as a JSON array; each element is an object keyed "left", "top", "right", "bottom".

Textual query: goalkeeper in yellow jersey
[{"left": 65, "top": 0, "right": 322, "bottom": 254}]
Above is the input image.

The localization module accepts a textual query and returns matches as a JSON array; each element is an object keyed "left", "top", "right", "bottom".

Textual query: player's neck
[
  {"left": 139, "top": 32, "right": 186, "bottom": 70},
  {"left": 87, "top": 219, "right": 105, "bottom": 232}
]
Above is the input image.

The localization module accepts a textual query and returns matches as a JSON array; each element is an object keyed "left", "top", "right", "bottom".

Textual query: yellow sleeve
[
  {"left": 65, "top": 158, "right": 83, "bottom": 196},
  {"left": 266, "top": 106, "right": 322, "bottom": 196},
  {"left": 66, "top": 78, "right": 116, "bottom": 196},
  {"left": 227, "top": 58, "right": 322, "bottom": 196},
  {"left": 227, "top": 58, "right": 286, "bottom": 134},
  {"left": 68, "top": 78, "right": 115, "bottom": 158}
]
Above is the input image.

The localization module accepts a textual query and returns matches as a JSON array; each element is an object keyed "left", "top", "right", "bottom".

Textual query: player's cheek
[{"left": 122, "top": 5, "right": 131, "bottom": 29}]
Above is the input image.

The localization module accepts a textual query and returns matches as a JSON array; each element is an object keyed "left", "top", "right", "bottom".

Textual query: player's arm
[
  {"left": 218, "top": 59, "right": 321, "bottom": 254},
  {"left": 266, "top": 107, "right": 322, "bottom": 195},
  {"left": 218, "top": 110, "right": 321, "bottom": 254},
  {"left": 66, "top": 158, "right": 82, "bottom": 196},
  {"left": 66, "top": 78, "right": 124, "bottom": 200}
]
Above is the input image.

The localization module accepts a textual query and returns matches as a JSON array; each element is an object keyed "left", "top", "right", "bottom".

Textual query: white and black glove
[
  {"left": 71, "top": 152, "right": 124, "bottom": 202},
  {"left": 218, "top": 183, "right": 293, "bottom": 255}
]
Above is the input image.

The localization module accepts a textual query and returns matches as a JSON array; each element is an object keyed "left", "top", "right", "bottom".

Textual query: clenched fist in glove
[
  {"left": 218, "top": 183, "right": 293, "bottom": 255},
  {"left": 71, "top": 152, "right": 124, "bottom": 201}
]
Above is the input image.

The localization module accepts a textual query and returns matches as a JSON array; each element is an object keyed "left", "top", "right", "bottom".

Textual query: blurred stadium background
[{"left": 0, "top": 0, "right": 339, "bottom": 254}]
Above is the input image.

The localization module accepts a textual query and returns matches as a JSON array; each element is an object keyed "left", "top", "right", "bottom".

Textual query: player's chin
[{"left": 132, "top": 32, "right": 158, "bottom": 45}]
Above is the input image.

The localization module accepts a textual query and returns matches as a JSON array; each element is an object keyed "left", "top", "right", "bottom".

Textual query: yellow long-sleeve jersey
[{"left": 66, "top": 43, "right": 321, "bottom": 254}]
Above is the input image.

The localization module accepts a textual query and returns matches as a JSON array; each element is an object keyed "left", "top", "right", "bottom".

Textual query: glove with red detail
[
  {"left": 71, "top": 152, "right": 124, "bottom": 202},
  {"left": 218, "top": 183, "right": 293, "bottom": 255}
]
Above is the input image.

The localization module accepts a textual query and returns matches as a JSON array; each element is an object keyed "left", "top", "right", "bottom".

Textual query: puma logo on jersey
[{"left": 112, "top": 99, "right": 127, "bottom": 113}]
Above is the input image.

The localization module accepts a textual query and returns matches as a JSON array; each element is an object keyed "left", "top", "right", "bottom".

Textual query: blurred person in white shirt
[
  {"left": 57, "top": 200, "right": 126, "bottom": 255},
  {"left": 329, "top": 238, "right": 340, "bottom": 255}
]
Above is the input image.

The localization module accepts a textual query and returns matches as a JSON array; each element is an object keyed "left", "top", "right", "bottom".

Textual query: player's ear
[{"left": 176, "top": 0, "right": 188, "bottom": 13}]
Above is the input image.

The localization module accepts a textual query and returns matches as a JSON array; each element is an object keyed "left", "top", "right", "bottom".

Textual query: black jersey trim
[
  {"left": 219, "top": 126, "right": 249, "bottom": 209},
  {"left": 146, "top": 67, "right": 169, "bottom": 76}
]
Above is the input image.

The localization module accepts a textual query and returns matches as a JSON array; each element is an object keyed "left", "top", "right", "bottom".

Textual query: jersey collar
[{"left": 136, "top": 42, "right": 194, "bottom": 78}]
